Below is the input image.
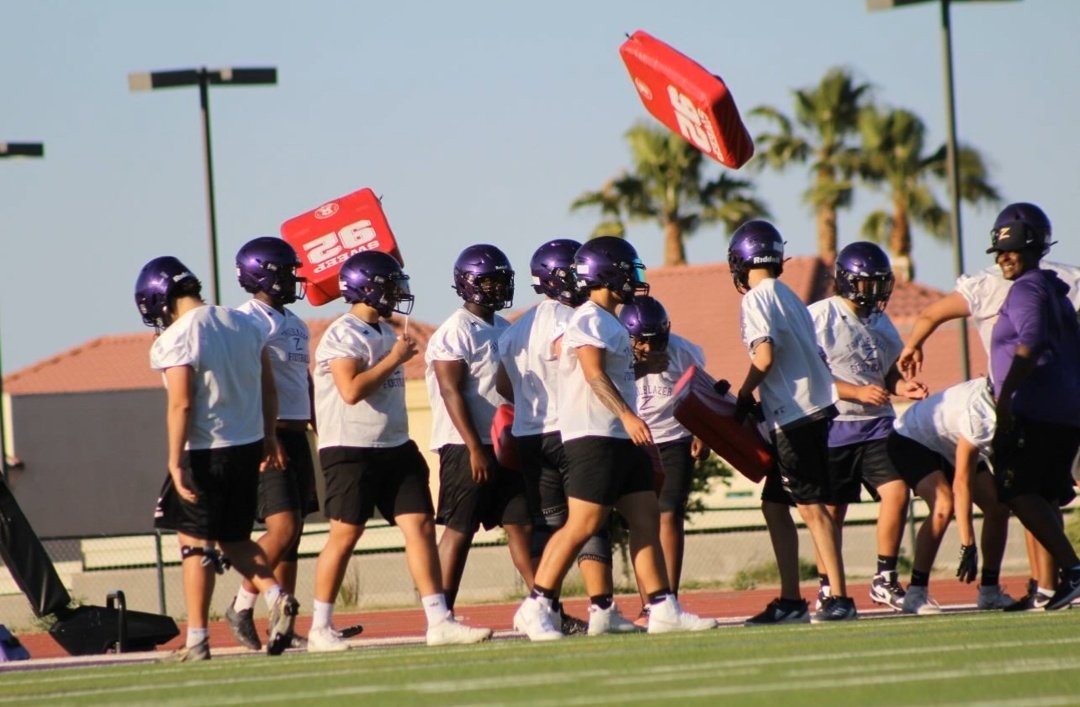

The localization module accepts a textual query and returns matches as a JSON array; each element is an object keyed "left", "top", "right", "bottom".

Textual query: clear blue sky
[{"left": 1, "top": 0, "right": 1077, "bottom": 372}]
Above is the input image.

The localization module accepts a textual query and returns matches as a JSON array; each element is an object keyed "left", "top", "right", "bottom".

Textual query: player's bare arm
[
  {"left": 260, "top": 348, "right": 286, "bottom": 472},
  {"left": 577, "top": 344, "right": 652, "bottom": 446},
  {"left": 163, "top": 365, "right": 197, "bottom": 503},
  {"left": 898, "top": 291, "right": 972, "bottom": 379},
  {"left": 433, "top": 358, "right": 492, "bottom": 483},
  {"left": 993, "top": 343, "right": 1035, "bottom": 431},
  {"left": 330, "top": 334, "right": 417, "bottom": 405}
]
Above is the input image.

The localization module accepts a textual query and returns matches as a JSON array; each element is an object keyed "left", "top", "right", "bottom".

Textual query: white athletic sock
[
  {"left": 264, "top": 584, "right": 283, "bottom": 610},
  {"left": 186, "top": 627, "right": 208, "bottom": 647},
  {"left": 233, "top": 587, "right": 258, "bottom": 612},
  {"left": 421, "top": 593, "right": 450, "bottom": 627},
  {"left": 1037, "top": 586, "right": 1055, "bottom": 598},
  {"left": 312, "top": 600, "right": 334, "bottom": 630}
]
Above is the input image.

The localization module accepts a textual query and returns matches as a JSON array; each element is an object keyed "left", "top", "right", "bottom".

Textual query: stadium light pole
[
  {"left": 0, "top": 141, "right": 45, "bottom": 479},
  {"left": 867, "top": 0, "right": 1018, "bottom": 381},
  {"left": 128, "top": 66, "right": 278, "bottom": 305}
]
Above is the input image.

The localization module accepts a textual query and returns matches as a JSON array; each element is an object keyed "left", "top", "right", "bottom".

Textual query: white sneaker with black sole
[{"left": 869, "top": 571, "right": 906, "bottom": 611}]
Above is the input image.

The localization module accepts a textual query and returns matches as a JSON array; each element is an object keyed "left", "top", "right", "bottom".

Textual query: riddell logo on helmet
[
  {"left": 313, "top": 203, "right": 339, "bottom": 220},
  {"left": 750, "top": 255, "right": 777, "bottom": 264}
]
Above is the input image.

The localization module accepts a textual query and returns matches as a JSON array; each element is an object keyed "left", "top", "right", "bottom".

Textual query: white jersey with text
[
  {"left": 635, "top": 333, "right": 705, "bottom": 444},
  {"left": 150, "top": 305, "right": 268, "bottom": 450},
  {"left": 558, "top": 300, "right": 637, "bottom": 442},
  {"left": 237, "top": 299, "right": 311, "bottom": 421},
  {"left": 425, "top": 307, "right": 510, "bottom": 449},
  {"left": 314, "top": 313, "right": 409, "bottom": 449},
  {"left": 740, "top": 278, "right": 838, "bottom": 430},
  {"left": 809, "top": 295, "right": 902, "bottom": 421},
  {"left": 956, "top": 261, "right": 1080, "bottom": 355},
  {"left": 497, "top": 299, "right": 574, "bottom": 436},
  {"left": 893, "top": 377, "right": 995, "bottom": 463}
]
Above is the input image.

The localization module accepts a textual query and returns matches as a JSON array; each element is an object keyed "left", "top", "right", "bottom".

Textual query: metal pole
[
  {"left": 155, "top": 530, "right": 167, "bottom": 615},
  {"left": 940, "top": 0, "right": 972, "bottom": 380},
  {"left": 198, "top": 68, "right": 222, "bottom": 305},
  {"left": 0, "top": 321, "right": 7, "bottom": 482}
]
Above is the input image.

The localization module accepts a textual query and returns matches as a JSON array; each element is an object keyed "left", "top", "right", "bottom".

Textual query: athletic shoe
[
  {"left": 426, "top": 613, "right": 494, "bottom": 646},
  {"left": 561, "top": 611, "right": 590, "bottom": 636},
  {"left": 814, "top": 584, "right": 832, "bottom": 612},
  {"left": 869, "top": 571, "right": 906, "bottom": 611},
  {"left": 587, "top": 604, "right": 644, "bottom": 635},
  {"left": 976, "top": 585, "right": 1016, "bottom": 610},
  {"left": 811, "top": 596, "right": 857, "bottom": 623},
  {"left": 287, "top": 633, "right": 307, "bottom": 650},
  {"left": 1045, "top": 567, "right": 1080, "bottom": 611},
  {"left": 513, "top": 598, "right": 563, "bottom": 642},
  {"left": 166, "top": 638, "right": 210, "bottom": 662},
  {"left": 307, "top": 625, "right": 349, "bottom": 653},
  {"left": 901, "top": 585, "right": 942, "bottom": 615},
  {"left": 647, "top": 596, "right": 717, "bottom": 633},
  {"left": 225, "top": 602, "right": 261, "bottom": 651},
  {"left": 335, "top": 623, "right": 365, "bottom": 639},
  {"left": 745, "top": 598, "right": 811, "bottom": 626},
  {"left": 632, "top": 606, "right": 650, "bottom": 628},
  {"left": 267, "top": 593, "right": 300, "bottom": 656},
  {"left": 1003, "top": 579, "right": 1051, "bottom": 612}
]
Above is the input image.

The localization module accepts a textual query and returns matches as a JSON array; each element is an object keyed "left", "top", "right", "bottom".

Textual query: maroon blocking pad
[
  {"left": 619, "top": 30, "right": 754, "bottom": 169},
  {"left": 672, "top": 365, "right": 773, "bottom": 482}
]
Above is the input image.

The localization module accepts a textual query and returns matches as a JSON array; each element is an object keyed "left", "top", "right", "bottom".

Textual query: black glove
[
  {"left": 734, "top": 393, "right": 756, "bottom": 424},
  {"left": 714, "top": 379, "right": 732, "bottom": 396},
  {"left": 956, "top": 544, "right": 978, "bottom": 584}
]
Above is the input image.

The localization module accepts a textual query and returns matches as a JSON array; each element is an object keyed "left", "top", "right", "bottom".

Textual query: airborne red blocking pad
[
  {"left": 619, "top": 30, "right": 754, "bottom": 169},
  {"left": 281, "top": 188, "right": 404, "bottom": 306},
  {"left": 672, "top": 365, "right": 772, "bottom": 482}
]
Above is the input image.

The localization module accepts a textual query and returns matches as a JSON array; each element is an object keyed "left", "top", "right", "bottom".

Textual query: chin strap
[{"left": 180, "top": 545, "right": 232, "bottom": 574}]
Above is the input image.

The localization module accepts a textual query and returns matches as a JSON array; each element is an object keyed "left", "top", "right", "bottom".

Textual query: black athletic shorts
[
  {"left": 887, "top": 432, "right": 950, "bottom": 490},
  {"left": 769, "top": 416, "right": 832, "bottom": 505},
  {"left": 435, "top": 443, "right": 530, "bottom": 533},
  {"left": 657, "top": 438, "right": 694, "bottom": 513},
  {"left": 829, "top": 436, "right": 904, "bottom": 504},
  {"left": 257, "top": 428, "right": 320, "bottom": 521},
  {"left": 992, "top": 417, "right": 1080, "bottom": 506},
  {"left": 517, "top": 432, "right": 571, "bottom": 528},
  {"left": 153, "top": 440, "right": 262, "bottom": 542},
  {"left": 320, "top": 441, "right": 434, "bottom": 526},
  {"left": 563, "top": 436, "right": 654, "bottom": 507}
]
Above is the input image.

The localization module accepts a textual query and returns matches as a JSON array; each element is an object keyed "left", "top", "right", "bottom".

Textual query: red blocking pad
[
  {"left": 619, "top": 30, "right": 754, "bottom": 169},
  {"left": 281, "top": 188, "right": 404, "bottom": 306},
  {"left": 672, "top": 365, "right": 773, "bottom": 482},
  {"left": 491, "top": 403, "right": 520, "bottom": 471}
]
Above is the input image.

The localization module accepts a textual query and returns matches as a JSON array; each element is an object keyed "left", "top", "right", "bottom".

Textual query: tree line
[{"left": 571, "top": 67, "right": 1000, "bottom": 283}]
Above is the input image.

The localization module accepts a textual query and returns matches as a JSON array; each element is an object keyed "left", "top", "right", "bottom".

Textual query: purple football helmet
[
  {"left": 573, "top": 236, "right": 649, "bottom": 303},
  {"left": 530, "top": 238, "right": 583, "bottom": 306},
  {"left": 453, "top": 244, "right": 515, "bottom": 310},
  {"left": 619, "top": 295, "right": 671, "bottom": 351},
  {"left": 728, "top": 220, "right": 785, "bottom": 294},
  {"left": 134, "top": 256, "right": 200, "bottom": 329},
  {"left": 339, "top": 251, "right": 414, "bottom": 317},
  {"left": 986, "top": 202, "right": 1053, "bottom": 256},
  {"left": 835, "top": 241, "right": 894, "bottom": 313},
  {"left": 236, "top": 237, "right": 306, "bottom": 304}
]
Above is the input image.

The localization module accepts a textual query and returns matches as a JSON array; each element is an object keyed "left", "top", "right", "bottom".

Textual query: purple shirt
[
  {"left": 828, "top": 416, "right": 894, "bottom": 448},
  {"left": 990, "top": 268, "right": 1080, "bottom": 426}
]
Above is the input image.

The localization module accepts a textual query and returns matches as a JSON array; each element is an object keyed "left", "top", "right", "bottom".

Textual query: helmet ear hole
[
  {"left": 453, "top": 244, "right": 515, "bottom": 310},
  {"left": 235, "top": 237, "right": 305, "bottom": 303}
]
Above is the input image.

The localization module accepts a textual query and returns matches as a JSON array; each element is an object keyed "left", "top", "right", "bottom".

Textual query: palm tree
[
  {"left": 750, "top": 67, "right": 871, "bottom": 264},
  {"left": 857, "top": 105, "right": 1000, "bottom": 282},
  {"left": 570, "top": 123, "right": 769, "bottom": 266}
]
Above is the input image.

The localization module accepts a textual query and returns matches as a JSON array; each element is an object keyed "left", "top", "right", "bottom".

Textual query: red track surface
[{"left": 15, "top": 575, "right": 1033, "bottom": 660}]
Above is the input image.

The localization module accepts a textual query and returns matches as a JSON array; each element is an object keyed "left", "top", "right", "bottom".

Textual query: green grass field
[{"left": 4, "top": 611, "right": 1080, "bottom": 706}]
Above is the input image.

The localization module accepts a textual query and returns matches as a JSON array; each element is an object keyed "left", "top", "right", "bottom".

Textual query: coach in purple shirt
[{"left": 986, "top": 202, "right": 1080, "bottom": 612}]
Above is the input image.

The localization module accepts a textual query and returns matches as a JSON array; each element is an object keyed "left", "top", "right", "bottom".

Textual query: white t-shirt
[
  {"left": 635, "top": 333, "right": 705, "bottom": 445},
  {"left": 425, "top": 308, "right": 510, "bottom": 449},
  {"left": 809, "top": 295, "right": 902, "bottom": 421},
  {"left": 497, "top": 299, "right": 574, "bottom": 436},
  {"left": 314, "top": 313, "right": 409, "bottom": 449},
  {"left": 893, "top": 377, "right": 996, "bottom": 463},
  {"left": 740, "top": 278, "right": 838, "bottom": 430},
  {"left": 956, "top": 261, "right": 1080, "bottom": 355},
  {"left": 150, "top": 305, "right": 268, "bottom": 450},
  {"left": 558, "top": 301, "right": 637, "bottom": 442},
  {"left": 237, "top": 299, "right": 311, "bottom": 422}
]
